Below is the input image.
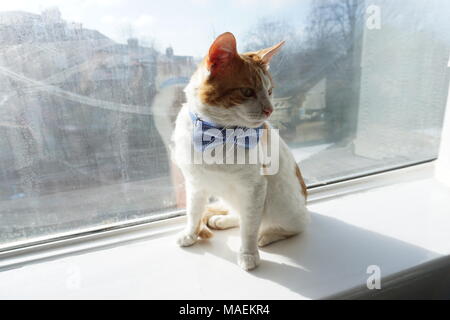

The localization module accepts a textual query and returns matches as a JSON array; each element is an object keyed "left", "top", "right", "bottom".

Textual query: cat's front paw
[
  {"left": 176, "top": 232, "right": 198, "bottom": 247},
  {"left": 238, "top": 251, "right": 260, "bottom": 271}
]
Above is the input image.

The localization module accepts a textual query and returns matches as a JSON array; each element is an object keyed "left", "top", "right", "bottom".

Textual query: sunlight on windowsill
[{"left": 1, "top": 175, "right": 449, "bottom": 299}]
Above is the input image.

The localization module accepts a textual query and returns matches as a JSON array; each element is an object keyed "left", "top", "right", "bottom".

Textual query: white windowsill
[{"left": 0, "top": 161, "right": 450, "bottom": 299}]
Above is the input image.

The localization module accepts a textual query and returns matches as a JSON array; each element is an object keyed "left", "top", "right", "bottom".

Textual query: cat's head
[{"left": 185, "top": 32, "right": 284, "bottom": 128}]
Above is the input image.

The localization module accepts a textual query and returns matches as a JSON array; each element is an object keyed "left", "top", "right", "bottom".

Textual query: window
[{"left": 0, "top": 0, "right": 449, "bottom": 249}]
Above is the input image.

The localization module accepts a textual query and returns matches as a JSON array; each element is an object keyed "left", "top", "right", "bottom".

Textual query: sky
[{"left": 0, "top": 0, "right": 311, "bottom": 57}]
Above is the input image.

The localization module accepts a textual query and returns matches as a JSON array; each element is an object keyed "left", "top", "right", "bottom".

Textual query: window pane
[
  {"left": 0, "top": 0, "right": 449, "bottom": 247},
  {"left": 294, "top": 0, "right": 450, "bottom": 185}
]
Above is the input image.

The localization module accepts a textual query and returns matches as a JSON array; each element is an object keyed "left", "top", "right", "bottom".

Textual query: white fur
[{"left": 171, "top": 64, "right": 310, "bottom": 271}]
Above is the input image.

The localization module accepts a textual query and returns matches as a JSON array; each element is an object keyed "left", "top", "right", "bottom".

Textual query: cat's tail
[
  {"left": 196, "top": 224, "right": 214, "bottom": 239},
  {"left": 202, "top": 206, "right": 228, "bottom": 226},
  {"left": 195, "top": 204, "right": 229, "bottom": 239},
  {"left": 204, "top": 202, "right": 240, "bottom": 231}
]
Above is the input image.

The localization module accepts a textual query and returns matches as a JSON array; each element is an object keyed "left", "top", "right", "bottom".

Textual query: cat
[{"left": 171, "top": 32, "right": 310, "bottom": 271}]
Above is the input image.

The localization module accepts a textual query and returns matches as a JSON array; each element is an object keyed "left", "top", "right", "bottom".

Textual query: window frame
[{"left": 0, "top": 158, "right": 439, "bottom": 269}]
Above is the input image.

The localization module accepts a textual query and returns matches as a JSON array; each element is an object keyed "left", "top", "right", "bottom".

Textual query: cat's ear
[
  {"left": 257, "top": 41, "right": 285, "bottom": 66},
  {"left": 207, "top": 32, "right": 238, "bottom": 75}
]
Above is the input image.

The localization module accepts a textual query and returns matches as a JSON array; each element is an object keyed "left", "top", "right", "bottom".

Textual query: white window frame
[{"left": 0, "top": 160, "right": 440, "bottom": 270}]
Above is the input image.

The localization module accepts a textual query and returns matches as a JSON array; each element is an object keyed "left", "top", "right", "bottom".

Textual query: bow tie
[{"left": 189, "top": 112, "right": 264, "bottom": 152}]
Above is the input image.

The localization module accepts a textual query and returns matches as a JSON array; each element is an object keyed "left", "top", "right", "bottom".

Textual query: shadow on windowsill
[{"left": 185, "top": 212, "right": 442, "bottom": 299}]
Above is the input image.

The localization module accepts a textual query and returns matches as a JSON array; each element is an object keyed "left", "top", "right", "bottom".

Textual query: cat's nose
[{"left": 263, "top": 108, "right": 273, "bottom": 117}]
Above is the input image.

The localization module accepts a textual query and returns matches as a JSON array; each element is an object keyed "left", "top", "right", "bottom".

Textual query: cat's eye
[
  {"left": 268, "top": 88, "right": 273, "bottom": 96},
  {"left": 240, "top": 88, "right": 255, "bottom": 98}
]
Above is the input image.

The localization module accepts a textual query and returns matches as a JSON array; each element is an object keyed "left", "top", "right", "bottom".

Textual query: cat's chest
[{"left": 189, "top": 162, "right": 263, "bottom": 196}]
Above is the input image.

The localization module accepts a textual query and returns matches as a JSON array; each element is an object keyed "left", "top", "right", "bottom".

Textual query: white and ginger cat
[{"left": 171, "top": 32, "right": 309, "bottom": 271}]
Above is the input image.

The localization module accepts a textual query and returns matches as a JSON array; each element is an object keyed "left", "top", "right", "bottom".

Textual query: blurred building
[{"left": 0, "top": 9, "right": 195, "bottom": 202}]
